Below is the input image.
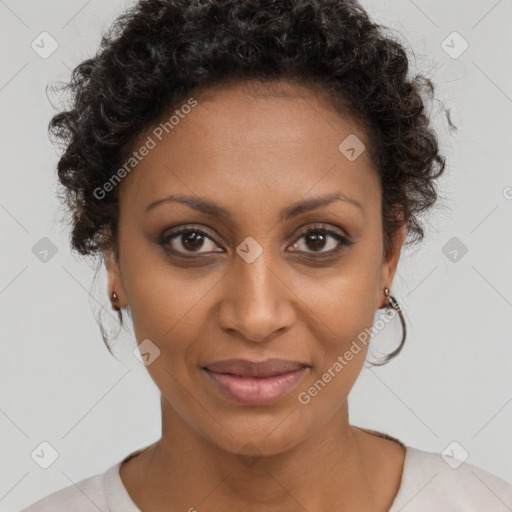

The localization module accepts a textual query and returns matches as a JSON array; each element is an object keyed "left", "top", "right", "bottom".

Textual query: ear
[
  {"left": 378, "top": 223, "right": 406, "bottom": 308},
  {"left": 104, "top": 250, "right": 128, "bottom": 308}
]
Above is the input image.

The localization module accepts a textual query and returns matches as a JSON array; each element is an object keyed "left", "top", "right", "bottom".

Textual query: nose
[{"left": 216, "top": 249, "right": 296, "bottom": 343}]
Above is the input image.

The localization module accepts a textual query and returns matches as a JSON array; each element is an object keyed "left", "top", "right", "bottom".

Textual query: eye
[
  {"left": 159, "top": 226, "right": 223, "bottom": 255},
  {"left": 287, "top": 224, "right": 352, "bottom": 256},
  {"left": 159, "top": 223, "right": 353, "bottom": 257}
]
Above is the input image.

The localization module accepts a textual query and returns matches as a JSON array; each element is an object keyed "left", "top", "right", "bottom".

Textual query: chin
[{"left": 198, "top": 408, "right": 312, "bottom": 459}]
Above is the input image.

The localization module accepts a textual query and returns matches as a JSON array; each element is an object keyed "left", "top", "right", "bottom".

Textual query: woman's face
[{"left": 107, "top": 79, "right": 404, "bottom": 456}]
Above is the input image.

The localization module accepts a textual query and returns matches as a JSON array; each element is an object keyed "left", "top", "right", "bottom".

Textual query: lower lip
[{"left": 203, "top": 367, "right": 309, "bottom": 405}]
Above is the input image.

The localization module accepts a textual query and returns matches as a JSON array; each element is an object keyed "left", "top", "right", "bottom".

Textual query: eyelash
[{"left": 159, "top": 223, "right": 353, "bottom": 258}]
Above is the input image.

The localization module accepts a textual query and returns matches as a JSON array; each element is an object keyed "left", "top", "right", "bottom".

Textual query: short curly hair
[{"left": 48, "top": 0, "right": 456, "bottom": 361}]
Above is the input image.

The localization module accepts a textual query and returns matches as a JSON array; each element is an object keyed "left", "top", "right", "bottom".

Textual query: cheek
[
  {"left": 294, "top": 291, "right": 374, "bottom": 413},
  {"left": 295, "top": 259, "right": 380, "bottom": 340},
  {"left": 289, "top": 255, "right": 380, "bottom": 388},
  {"left": 122, "top": 244, "right": 217, "bottom": 344}
]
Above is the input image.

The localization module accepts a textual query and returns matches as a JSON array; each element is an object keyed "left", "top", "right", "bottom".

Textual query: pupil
[
  {"left": 306, "top": 231, "right": 326, "bottom": 251},
  {"left": 182, "top": 232, "right": 204, "bottom": 251}
]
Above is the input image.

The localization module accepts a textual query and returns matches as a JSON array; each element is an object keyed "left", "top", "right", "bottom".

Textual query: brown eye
[
  {"left": 160, "top": 227, "right": 223, "bottom": 255},
  {"left": 288, "top": 225, "right": 352, "bottom": 255}
]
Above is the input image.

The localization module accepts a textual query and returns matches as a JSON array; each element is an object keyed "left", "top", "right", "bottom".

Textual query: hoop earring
[
  {"left": 380, "top": 287, "right": 407, "bottom": 363},
  {"left": 110, "top": 291, "right": 123, "bottom": 325}
]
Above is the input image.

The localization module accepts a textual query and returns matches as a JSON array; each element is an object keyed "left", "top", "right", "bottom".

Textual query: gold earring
[
  {"left": 384, "top": 287, "right": 402, "bottom": 311},
  {"left": 110, "top": 291, "right": 123, "bottom": 325},
  {"left": 375, "top": 286, "right": 406, "bottom": 365}
]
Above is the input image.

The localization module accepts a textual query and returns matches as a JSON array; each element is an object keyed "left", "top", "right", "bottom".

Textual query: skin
[{"left": 105, "top": 78, "right": 407, "bottom": 511}]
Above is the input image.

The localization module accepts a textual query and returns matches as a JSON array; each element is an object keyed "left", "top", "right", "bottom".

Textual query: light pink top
[{"left": 21, "top": 437, "right": 512, "bottom": 511}]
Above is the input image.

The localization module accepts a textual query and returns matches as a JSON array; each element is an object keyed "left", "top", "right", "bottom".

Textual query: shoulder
[
  {"left": 21, "top": 446, "right": 150, "bottom": 512},
  {"left": 390, "top": 445, "right": 512, "bottom": 511},
  {"left": 20, "top": 463, "right": 118, "bottom": 512}
]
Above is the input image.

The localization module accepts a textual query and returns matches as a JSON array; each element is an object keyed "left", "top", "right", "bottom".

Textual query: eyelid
[
  {"left": 159, "top": 224, "right": 219, "bottom": 245},
  {"left": 292, "top": 222, "right": 347, "bottom": 240}
]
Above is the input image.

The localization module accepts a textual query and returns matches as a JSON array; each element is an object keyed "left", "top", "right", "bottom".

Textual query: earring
[
  {"left": 378, "top": 287, "right": 407, "bottom": 364},
  {"left": 110, "top": 291, "right": 123, "bottom": 325},
  {"left": 384, "top": 287, "right": 402, "bottom": 312}
]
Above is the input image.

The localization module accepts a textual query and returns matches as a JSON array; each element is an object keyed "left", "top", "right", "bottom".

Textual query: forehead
[{"left": 120, "top": 79, "right": 380, "bottom": 221}]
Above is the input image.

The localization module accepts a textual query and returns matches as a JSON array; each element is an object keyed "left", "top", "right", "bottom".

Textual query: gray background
[{"left": 1, "top": 0, "right": 511, "bottom": 510}]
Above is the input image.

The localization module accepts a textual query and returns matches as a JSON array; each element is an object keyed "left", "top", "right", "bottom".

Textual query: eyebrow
[{"left": 145, "top": 192, "right": 363, "bottom": 222}]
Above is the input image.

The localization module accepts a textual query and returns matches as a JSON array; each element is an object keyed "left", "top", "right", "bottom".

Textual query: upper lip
[{"left": 203, "top": 358, "right": 309, "bottom": 378}]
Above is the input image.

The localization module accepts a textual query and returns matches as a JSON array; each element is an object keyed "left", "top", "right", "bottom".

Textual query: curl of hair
[{"left": 47, "top": 0, "right": 457, "bottom": 360}]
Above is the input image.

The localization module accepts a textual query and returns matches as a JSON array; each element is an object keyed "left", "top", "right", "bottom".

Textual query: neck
[{"left": 125, "top": 394, "right": 383, "bottom": 512}]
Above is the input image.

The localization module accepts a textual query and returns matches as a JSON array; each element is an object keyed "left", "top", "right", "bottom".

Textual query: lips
[
  {"left": 203, "top": 358, "right": 308, "bottom": 378},
  {"left": 202, "top": 358, "right": 310, "bottom": 405}
]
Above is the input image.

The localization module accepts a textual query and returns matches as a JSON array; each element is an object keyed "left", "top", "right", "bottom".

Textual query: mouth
[{"left": 201, "top": 358, "right": 310, "bottom": 405}]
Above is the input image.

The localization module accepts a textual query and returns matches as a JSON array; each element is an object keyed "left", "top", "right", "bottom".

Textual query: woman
[{"left": 22, "top": 0, "right": 512, "bottom": 510}]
